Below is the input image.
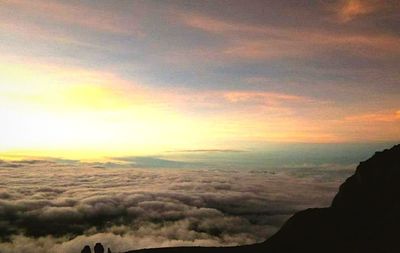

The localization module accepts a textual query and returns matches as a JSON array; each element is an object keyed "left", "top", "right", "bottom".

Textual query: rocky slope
[{"left": 122, "top": 144, "right": 400, "bottom": 253}]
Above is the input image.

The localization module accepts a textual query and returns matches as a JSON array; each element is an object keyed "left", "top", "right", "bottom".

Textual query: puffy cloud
[{"left": 0, "top": 160, "right": 351, "bottom": 252}]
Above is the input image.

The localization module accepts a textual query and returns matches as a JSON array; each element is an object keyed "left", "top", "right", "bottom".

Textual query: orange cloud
[
  {"left": 222, "top": 40, "right": 306, "bottom": 60},
  {"left": 336, "top": 0, "right": 380, "bottom": 23},
  {"left": 223, "top": 91, "right": 306, "bottom": 104},
  {"left": 180, "top": 13, "right": 271, "bottom": 35},
  {"left": 181, "top": 12, "right": 400, "bottom": 60},
  {"left": 345, "top": 111, "right": 400, "bottom": 122},
  {"left": 317, "top": 110, "right": 400, "bottom": 142}
]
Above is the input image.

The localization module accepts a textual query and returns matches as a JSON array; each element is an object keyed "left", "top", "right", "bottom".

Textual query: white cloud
[{"left": 0, "top": 160, "right": 350, "bottom": 252}]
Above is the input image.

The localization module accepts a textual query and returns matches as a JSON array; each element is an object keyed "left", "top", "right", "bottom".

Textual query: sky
[{"left": 0, "top": 0, "right": 399, "bottom": 159}]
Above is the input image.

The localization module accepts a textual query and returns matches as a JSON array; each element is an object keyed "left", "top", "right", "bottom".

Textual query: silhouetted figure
[
  {"left": 94, "top": 243, "right": 105, "bottom": 253},
  {"left": 81, "top": 245, "right": 91, "bottom": 253},
  {"left": 107, "top": 248, "right": 112, "bottom": 253}
]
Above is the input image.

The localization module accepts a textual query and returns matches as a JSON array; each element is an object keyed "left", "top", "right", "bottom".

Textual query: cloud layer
[{"left": 0, "top": 159, "right": 351, "bottom": 252}]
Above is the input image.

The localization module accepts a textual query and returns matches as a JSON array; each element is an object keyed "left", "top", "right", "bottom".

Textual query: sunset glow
[
  {"left": 0, "top": 0, "right": 399, "bottom": 160},
  {"left": 1, "top": 1, "right": 399, "bottom": 252}
]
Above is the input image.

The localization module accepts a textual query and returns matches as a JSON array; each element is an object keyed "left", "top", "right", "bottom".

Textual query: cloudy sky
[
  {"left": 0, "top": 0, "right": 399, "bottom": 159},
  {"left": 0, "top": 1, "right": 399, "bottom": 252}
]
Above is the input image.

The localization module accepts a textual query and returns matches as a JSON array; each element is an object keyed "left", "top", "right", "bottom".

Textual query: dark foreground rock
[
  {"left": 81, "top": 243, "right": 112, "bottom": 253},
  {"left": 99, "top": 144, "right": 400, "bottom": 253},
  {"left": 263, "top": 144, "right": 400, "bottom": 253}
]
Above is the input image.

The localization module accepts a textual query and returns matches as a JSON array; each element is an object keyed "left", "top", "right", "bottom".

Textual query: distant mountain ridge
[{"left": 119, "top": 144, "right": 400, "bottom": 252}]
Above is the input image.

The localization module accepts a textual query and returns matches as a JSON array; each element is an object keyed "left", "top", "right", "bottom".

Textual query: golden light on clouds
[
  {"left": 0, "top": 59, "right": 276, "bottom": 159},
  {"left": 0, "top": 60, "right": 216, "bottom": 158},
  {"left": 0, "top": 0, "right": 399, "bottom": 159},
  {"left": 1, "top": 56, "right": 399, "bottom": 160}
]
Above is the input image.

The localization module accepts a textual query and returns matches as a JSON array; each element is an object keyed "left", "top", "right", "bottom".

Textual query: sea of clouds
[{"left": 0, "top": 158, "right": 353, "bottom": 253}]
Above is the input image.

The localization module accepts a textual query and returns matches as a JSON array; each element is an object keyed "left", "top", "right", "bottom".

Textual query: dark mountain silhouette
[
  {"left": 263, "top": 143, "right": 400, "bottom": 253},
  {"left": 83, "top": 144, "right": 400, "bottom": 253}
]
